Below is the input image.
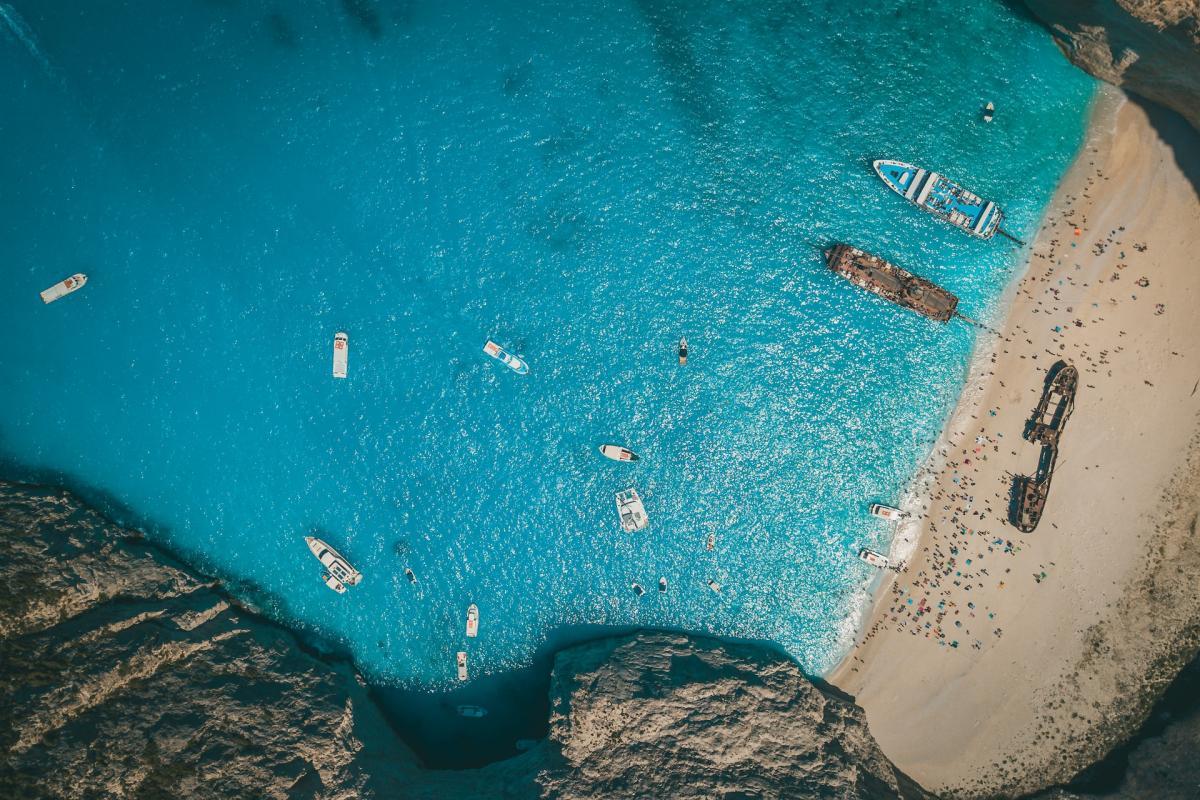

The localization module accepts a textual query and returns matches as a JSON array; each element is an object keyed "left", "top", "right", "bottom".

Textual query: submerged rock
[
  {"left": 1022, "top": 0, "right": 1200, "bottom": 131},
  {"left": 0, "top": 482, "right": 925, "bottom": 798}
]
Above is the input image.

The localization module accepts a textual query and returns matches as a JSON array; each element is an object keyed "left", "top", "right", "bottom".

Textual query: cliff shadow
[{"left": 1129, "top": 95, "right": 1200, "bottom": 201}]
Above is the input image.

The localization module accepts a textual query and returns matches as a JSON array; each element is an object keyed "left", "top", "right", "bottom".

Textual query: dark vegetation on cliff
[{"left": 0, "top": 483, "right": 928, "bottom": 799}]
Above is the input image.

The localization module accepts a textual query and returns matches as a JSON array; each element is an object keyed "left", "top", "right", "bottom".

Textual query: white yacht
[
  {"left": 305, "top": 536, "right": 361, "bottom": 591},
  {"left": 456, "top": 651, "right": 468, "bottom": 681},
  {"left": 483, "top": 339, "right": 529, "bottom": 374},
  {"left": 40, "top": 273, "right": 87, "bottom": 304},
  {"left": 332, "top": 332, "right": 348, "bottom": 379},
  {"left": 858, "top": 548, "right": 891, "bottom": 569},
  {"left": 466, "top": 604, "right": 479, "bottom": 638},
  {"left": 615, "top": 488, "right": 648, "bottom": 532},
  {"left": 599, "top": 444, "right": 639, "bottom": 462},
  {"left": 869, "top": 503, "right": 907, "bottom": 522}
]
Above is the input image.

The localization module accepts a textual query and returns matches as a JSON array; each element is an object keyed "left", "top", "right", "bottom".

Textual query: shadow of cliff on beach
[{"left": 1129, "top": 95, "right": 1200, "bottom": 200}]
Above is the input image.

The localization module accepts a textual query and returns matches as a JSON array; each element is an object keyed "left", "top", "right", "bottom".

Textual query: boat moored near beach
[
  {"left": 873, "top": 159, "right": 1004, "bottom": 239},
  {"left": 869, "top": 503, "right": 907, "bottom": 522},
  {"left": 483, "top": 340, "right": 529, "bottom": 374},
  {"left": 615, "top": 487, "right": 649, "bottom": 532},
  {"left": 332, "top": 332, "right": 348, "bottom": 379},
  {"left": 466, "top": 604, "right": 479, "bottom": 638},
  {"left": 40, "top": 273, "right": 87, "bottom": 304},
  {"left": 826, "top": 244, "right": 959, "bottom": 322},
  {"left": 599, "top": 444, "right": 639, "bottom": 462},
  {"left": 858, "top": 548, "right": 891, "bottom": 569},
  {"left": 305, "top": 536, "right": 362, "bottom": 591}
]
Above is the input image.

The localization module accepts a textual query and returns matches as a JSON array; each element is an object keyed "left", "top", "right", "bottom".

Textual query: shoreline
[{"left": 827, "top": 84, "right": 1200, "bottom": 797}]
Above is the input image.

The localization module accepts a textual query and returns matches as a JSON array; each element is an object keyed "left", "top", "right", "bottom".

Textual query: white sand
[{"left": 827, "top": 87, "right": 1200, "bottom": 797}]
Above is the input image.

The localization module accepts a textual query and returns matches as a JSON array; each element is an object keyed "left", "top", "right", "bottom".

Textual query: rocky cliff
[
  {"left": 1022, "top": 1, "right": 1200, "bottom": 131},
  {"left": 0, "top": 482, "right": 927, "bottom": 799}
]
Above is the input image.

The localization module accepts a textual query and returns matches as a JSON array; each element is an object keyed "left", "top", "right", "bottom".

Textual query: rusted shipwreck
[
  {"left": 825, "top": 243, "right": 959, "bottom": 322},
  {"left": 1010, "top": 361, "right": 1078, "bottom": 533}
]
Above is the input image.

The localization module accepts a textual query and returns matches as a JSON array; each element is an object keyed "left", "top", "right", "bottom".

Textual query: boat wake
[{"left": 0, "top": 3, "right": 55, "bottom": 78}]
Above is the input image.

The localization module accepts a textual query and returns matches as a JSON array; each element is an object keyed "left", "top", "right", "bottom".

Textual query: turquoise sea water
[{"left": 1, "top": 0, "right": 1091, "bottom": 705}]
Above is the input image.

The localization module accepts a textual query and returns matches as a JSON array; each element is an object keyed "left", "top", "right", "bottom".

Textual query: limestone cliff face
[
  {"left": 0, "top": 482, "right": 925, "bottom": 799},
  {"left": 1022, "top": 1, "right": 1200, "bottom": 131}
]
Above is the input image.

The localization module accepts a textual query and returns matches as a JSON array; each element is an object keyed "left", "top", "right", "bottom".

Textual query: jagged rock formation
[
  {"left": 1022, "top": 1, "right": 1200, "bottom": 131},
  {"left": 0, "top": 482, "right": 927, "bottom": 799}
]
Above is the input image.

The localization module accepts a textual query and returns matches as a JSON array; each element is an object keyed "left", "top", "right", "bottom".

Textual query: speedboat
[
  {"left": 483, "top": 340, "right": 529, "bottom": 375},
  {"left": 457, "top": 705, "right": 488, "bottom": 718},
  {"left": 632, "top": 582, "right": 645, "bottom": 596},
  {"left": 983, "top": 102, "right": 995, "bottom": 123},
  {"left": 869, "top": 503, "right": 907, "bottom": 522},
  {"left": 707, "top": 579, "right": 722, "bottom": 593},
  {"left": 332, "top": 332, "right": 348, "bottom": 379},
  {"left": 706, "top": 533, "right": 715, "bottom": 551},
  {"left": 678, "top": 337, "right": 688, "bottom": 366},
  {"left": 466, "top": 604, "right": 479, "bottom": 638},
  {"left": 456, "top": 651, "right": 468, "bottom": 681},
  {"left": 615, "top": 488, "right": 649, "bottom": 532},
  {"left": 599, "top": 444, "right": 639, "bottom": 462},
  {"left": 40, "top": 273, "right": 87, "bottom": 304},
  {"left": 321, "top": 571, "right": 347, "bottom": 594},
  {"left": 658, "top": 577, "right": 667, "bottom": 593},
  {"left": 404, "top": 568, "right": 417, "bottom": 584},
  {"left": 858, "top": 548, "right": 891, "bottom": 569},
  {"left": 305, "top": 536, "right": 362, "bottom": 591}
]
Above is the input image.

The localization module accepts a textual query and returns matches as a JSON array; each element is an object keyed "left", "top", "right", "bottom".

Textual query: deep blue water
[{"left": 0, "top": 0, "right": 1092, "bottom": 708}]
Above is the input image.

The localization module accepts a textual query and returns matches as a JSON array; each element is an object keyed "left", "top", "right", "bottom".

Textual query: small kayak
[
  {"left": 678, "top": 337, "right": 688, "bottom": 366},
  {"left": 466, "top": 604, "right": 479, "bottom": 638},
  {"left": 321, "top": 571, "right": 347, "bottom": 594},
  {"left": 599, "top": 444, "right": 639, "bottom": 462},
  {"left": 658, "top": 577, "right": 667, "bottom": 593},
  {"left": 332, "top": 332, "right": 348, "bottom": 379},
  {"left": 983, "top": 102, "right": 995, "bottom": 123},
  {"left": 457, "top": 705, "right": 488, "bottom": 718},
  {"left": 869, "top": 503, "right": 907, "bottom": 522},
  {"left": 483, "top": 339, "right": 529, "bottom": 375},
  {"left": 40, "top": 273, "right": 87, "bottom": 304},
  {"left": 632, "top": 582, "right": 645, "bottom": 596},
  {"left": 707, "top": 579, "right": 722, "bottom": 593},
  {"left": 456, "top": 651, "right": 468, "bottom": 681},
  {"left": 859, "top": 548, "right": 891, "bottom": 569},
  {"left": 404, "top": 568, "right": 417, "bottom": 584}
]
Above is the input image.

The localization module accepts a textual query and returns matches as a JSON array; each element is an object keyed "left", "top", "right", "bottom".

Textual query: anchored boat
[
  {"left": 858, "top": 548, "right": 891, "bottom": 569},
  {"left": 332, "top": 332, "right": 348, "bottom": 379},
  {"left": 826, "top": 244, "right": 959, "bottom": 322},
  {"left": 305, "top": 536, "right": 362, "bottom": 591},
  {"left": 678, "top": 337, "right": 688, "bottom": 366},
  {"left": 483, "top": 340, "right": 529, "bottom": 374},
  {"left": 599, "top": 444, "right": 639, "bottom": 462},
  {"left": 466, "top": 604, "right": 479, "bottom": 638},
  {"left": 869, "top": 503, "right": 907, "bottom": 522},
  {"left": 40, "top": 273, "right": 87, "bottom": 304},
  {"left": 873, "top": 159, "right": 1005, "bottom": 239},
  {"left": 456, "top": 651, "right": 468, "bottom": 681},
  {"left": 983, "top": 102, "right": 995, "bottom": 123},
  {"left": 615, "top": 488, "right": 649, "bottom": 532}
]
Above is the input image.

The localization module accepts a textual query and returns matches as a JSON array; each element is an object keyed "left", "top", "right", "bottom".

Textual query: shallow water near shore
[{"left": 0, "top": 0, "right": 1092, "bottom": 737}]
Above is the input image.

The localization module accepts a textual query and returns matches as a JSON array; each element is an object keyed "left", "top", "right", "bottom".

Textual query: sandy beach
[{"left": 828, "top": 86, "right": 1200, "bottom": 798}]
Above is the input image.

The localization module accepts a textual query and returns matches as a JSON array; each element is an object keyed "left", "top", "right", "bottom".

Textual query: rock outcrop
[
  {"left": 1022, "top": 1, "right": 1200, "bottom": 131},
  {"left": 0, "top": 482, "right": 927, "bottom": 799}
]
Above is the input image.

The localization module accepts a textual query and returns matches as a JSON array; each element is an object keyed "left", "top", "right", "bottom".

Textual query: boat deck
[{"left": 826, "top": 244, "right": 958, "bottom": 322}]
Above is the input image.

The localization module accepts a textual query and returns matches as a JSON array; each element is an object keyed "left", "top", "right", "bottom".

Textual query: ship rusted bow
[{"left": 825, "top": 244, "right": 958, "bottom": 322}]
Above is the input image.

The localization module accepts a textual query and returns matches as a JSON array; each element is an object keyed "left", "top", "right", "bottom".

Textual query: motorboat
[
  {"left": 707, "top": 579, "right": 722, "bottom": 593},
  {"left": 599, "top": 444, "right": 639, "bottom": 462},
  {"left": 858, "top": 548, "right": 891, "bottom": 569},
  {"left": 983, "top": 102, "right": 995, "bottom": 123},
  {"left": 404, "top": 568, "right": 417, "bottom": 584},
  {"left": 332, "top": 332, "right": 348, "bottom": 379},
  {"left": 658, "top": 577, "right": 667, "bottom": 593},
  {"left": 457, "top": 705, "right": 488, "bottom": 718},
  {"left": 466, "top": 604, "right": 479, "bottom": 638},
  {"left": 678, "top": 337, "right": 688, "bottom": 365},
  {"left": 869, "top": 503, "right": 907, "bottom": 522},
  {"left": 305, "top": 536, "right": 362, "bottom": 591},
  {"left": 632, "top": 582, "right": 645, "bottom": 596},
  {"left": 615, "top": 488, "right": 649, "bottom": 532},
  {"left": 40, "top": 273, "right": 87, "bottom": 304},
  {"left": 483, "top": 339, "right": 529, "bottom": 374},
  {"left": 456, "top": 651, "right": 468, "bottom": 681}
]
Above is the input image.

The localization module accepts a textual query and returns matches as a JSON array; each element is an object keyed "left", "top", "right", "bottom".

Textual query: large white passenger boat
[
  {"left": 40, "top": 273, "right": 87, "bottom": 304},
  {"left": 305, "top": 536, "right": 361, "bottom": 591}
]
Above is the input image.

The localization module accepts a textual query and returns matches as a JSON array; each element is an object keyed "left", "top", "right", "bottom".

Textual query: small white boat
[
  {"left": 706, "top": 533, "right": 715, "bottom": 551},
  {"left": 40, "top": 273, "right": 87, "bottom": 304},
  {"left": 632, "top": 582, "right": 645, "bottom": 596},
  {"left": 615, "top": 488, "right": 649, "bottom": 532},
  {"left": 599, "top": 444, "right": 639, "bottom": 462},
  {"left": 456, "top": 651, "right": 468, "bottom": 681},
  {"left": 321, "top": 571, "right": 347, "bottom": 594},
  {"left": 332, "top": 332, "right": 349, "bottom": 379},
  {"left": 457, "top": 705, "right": 488, "bottom": 718},
  {"left": 404, "top": 568, "right": 417, "bottom": 584},
  {"left": 466, "top": 604, "right": 479, "bottom": 638},
  {"left": 983, "top": 102, "right": 995, "bottom": 123},
  {"left": 858, "top": 548, "right": 891, "bottom": 569},
  {"left": 707, "top": 579, "right": 722, "bottom": 593},
  {"left": 305, "top": 536, "right": 362, "bottom": 590},
  {"left": 869, "top": 503, "right": 907, "bottom": 522},
  {"left": 483, "top": 339, "right": 529, "bottom": 375},
  {"left": 658, "top": 577, "right": 667, "bottom": 593},
  {"left": 678, "top": 337, "right": 688, "bottom": 366}
]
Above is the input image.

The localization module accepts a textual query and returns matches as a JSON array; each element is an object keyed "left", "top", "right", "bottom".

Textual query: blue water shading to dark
[{"left": 0, "top": 0, "right": 1093, "bottom": 724}]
